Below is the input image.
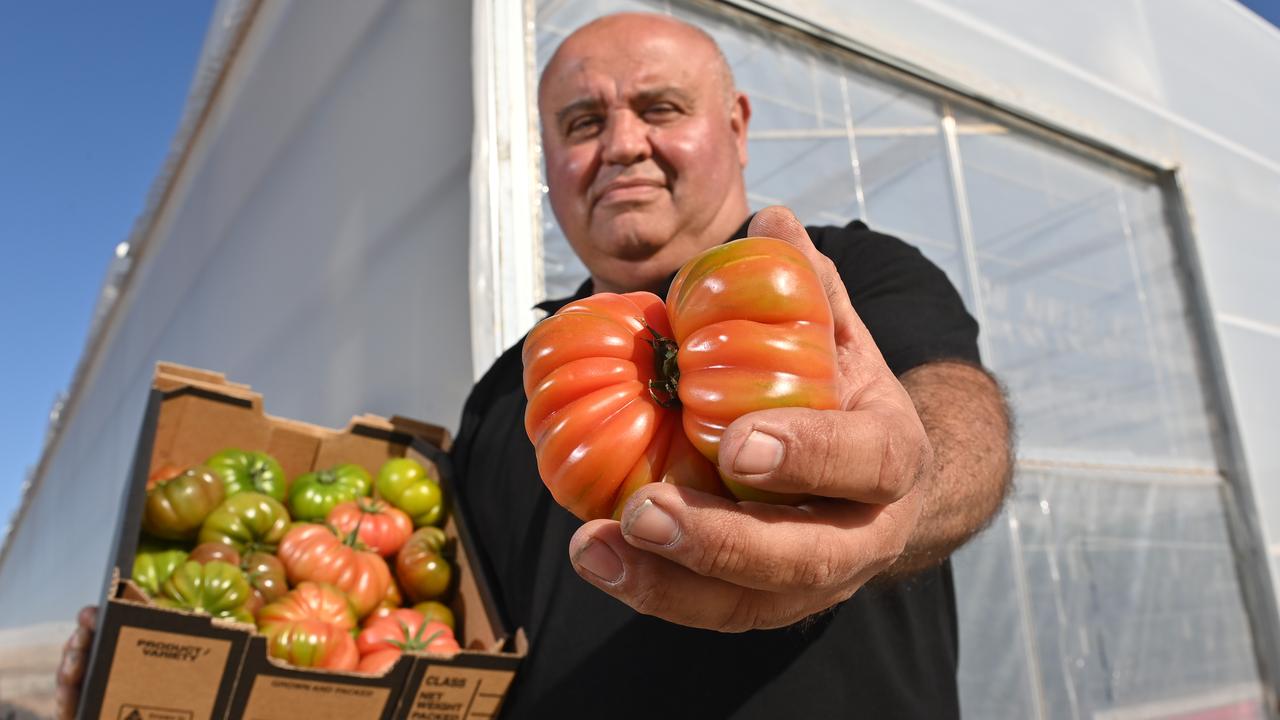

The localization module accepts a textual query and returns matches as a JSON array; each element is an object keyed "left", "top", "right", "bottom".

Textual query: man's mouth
[{"left": 594, "top": 178, "right": 666, "bottom": 207}]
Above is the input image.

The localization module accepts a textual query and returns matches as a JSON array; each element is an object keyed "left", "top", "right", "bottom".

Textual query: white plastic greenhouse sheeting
[
  {"left": 0, "top": 0, "right": 475, "bottom": 628},
  {"left": 756, "top": 1, "right": 1280, "bottom": 716},
  {"left": 766, "top": 0, "right": 1280, "bottom": 588}
]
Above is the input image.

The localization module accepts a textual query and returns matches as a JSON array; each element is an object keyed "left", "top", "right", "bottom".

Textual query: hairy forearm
[{"left": 881, "top": 360, "right": 1014, "bottom": 581}]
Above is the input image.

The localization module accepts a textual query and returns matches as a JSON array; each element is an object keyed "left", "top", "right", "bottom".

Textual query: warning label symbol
[{"left": 117, "top": 706, "right": 193, "bottom": 720}]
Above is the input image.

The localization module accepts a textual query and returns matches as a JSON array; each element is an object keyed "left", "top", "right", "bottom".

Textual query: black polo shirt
[{"left": 453, "top": 219, "right": 981, "bottom": 718}]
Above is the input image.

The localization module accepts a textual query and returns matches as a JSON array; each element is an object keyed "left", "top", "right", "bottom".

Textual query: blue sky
[
  {"left": 0, "top": 2, "right": 215, "bottom": 531},
  {"left": 1246, "top": 0, "right": 1280, "bottom": 25},
  {"left": 1245, "top": 0, "right": 1280, "bottom": 25}
]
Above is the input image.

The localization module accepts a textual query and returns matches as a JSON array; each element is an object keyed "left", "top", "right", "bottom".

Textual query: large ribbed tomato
[
  {"left": 265, "top": 619, "right": 359, "bottom": 671},
  {"left": 523, "top": 237, "right": 839, "bottom": 520},
  {"left": 276, "top": 523, "right": 393, "bottom": 619},
  {"left": 257, "top": 582, "right": 358, "bottom": 633}
]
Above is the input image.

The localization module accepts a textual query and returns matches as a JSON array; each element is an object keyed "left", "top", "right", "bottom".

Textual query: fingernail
[
  {"left": 733, "top": 430, "right": 783, "bottom": 474},
  {"left": 574, "top": 540, "right": 624, "bottom": 584},
  {"left": 623, "top": 499, "right": 679, "bottom": 546}
]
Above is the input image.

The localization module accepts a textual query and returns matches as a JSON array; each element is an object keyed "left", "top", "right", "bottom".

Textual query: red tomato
[
  {"left": 357, "top": 609, "right": 458, "bottom": 657},
  {"left": 523, "top": 237, "right": 839, "bottom": 519},
  {"left": 357, "top": 648, "right": 405, "bottom": 675},
  {"left": 276, "top": 524, "right": 394, "bottom": 619},
  {"left": 265, "top": 619, "right": 359, "bottom": 671},
  {"left": 257, "top": 581, "right": 358, "bottom": 633},
  {"left": 326, "top": 498, "right": 413, "bottom": 557}
]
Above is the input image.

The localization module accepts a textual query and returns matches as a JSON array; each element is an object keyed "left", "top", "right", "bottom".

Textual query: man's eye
[
  {"left": 566, "top": 116, "right": 602, "bottom": 137},
  {"left": 644, "top": 104, "right": 679, "bottom": 120}
]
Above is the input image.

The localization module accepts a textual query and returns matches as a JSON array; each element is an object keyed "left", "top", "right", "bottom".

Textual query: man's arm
[{"left": 886, "top": 360, "right": 1013, "bottom": 580}]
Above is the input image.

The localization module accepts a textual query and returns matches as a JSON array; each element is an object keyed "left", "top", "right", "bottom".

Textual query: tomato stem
[
  {"left": 344, "top": 516, "right": 364, "bottom": 548},
  {"left": 642, "top": 323, "right": 680, "bottom": 408}
]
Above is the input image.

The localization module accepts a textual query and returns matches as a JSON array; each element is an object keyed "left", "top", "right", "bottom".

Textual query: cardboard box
[{"left": 78, "top": 364, "right": 525, "bottom": 720}]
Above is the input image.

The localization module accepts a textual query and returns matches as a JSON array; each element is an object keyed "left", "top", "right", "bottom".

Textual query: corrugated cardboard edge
[
  {"left": 230, "top": 635, "right": 414, "bottom": 720},
  {"left": 77, "top": 591, "right": 253, "bottom": 720}
]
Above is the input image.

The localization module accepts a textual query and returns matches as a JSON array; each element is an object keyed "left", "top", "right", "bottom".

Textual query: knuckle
[
  {"left": 628, "top": 578, "right": 671, "bottom": 618},
  {"left": 873, "top": 423, "right": 913, "bottom": 501},
  {"left": 821, "top": 255, "right": 839, "bottom": 278},
  {"left": 794, "top": 543, "right": 841, "bottom": 588},
  {"left": 801, "top": 415, "right": 842, "bottom": 494},
  {"left": 695, "top": 528, "right": 749, "bottom": 579},
  {"left": 720, "top": 590, "right": 768, "bottom": 632}
]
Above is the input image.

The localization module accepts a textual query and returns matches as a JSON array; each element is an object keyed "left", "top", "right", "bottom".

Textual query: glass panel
[
  {"left": 846, "top": 78, "right": 969, "bottom": 299},
  {"left": 954, "top": 111, "right": 1218, "bottom": 468},
  {"left": 953, "top": 508, "right": 1041, "bottom": 719},
  {"left": 970, "top": 469, "right": 1263, "bottom": 719}
]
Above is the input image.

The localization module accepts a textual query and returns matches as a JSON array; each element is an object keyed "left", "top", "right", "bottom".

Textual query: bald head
[
  {"left": 540, "top": 13, "right": 737, "bottom": 113},
  {"left": 536, "top": 11, "right": 753, "bottom": 295}
]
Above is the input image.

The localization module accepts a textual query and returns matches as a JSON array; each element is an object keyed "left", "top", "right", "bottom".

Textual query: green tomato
[
  {"left": 206, "top": 449, "right": 288, "bottom": 502},
  {"left": 412, "top": 601, "right": 455, "bottom": 631},
  {"left": 198, "top": 492, "right": 291, "bottom": 553},
  {"left": 155, "top": 560, "right": 254, "bottom": 623},
  {"left": 141, "top": 467, "right": 226, "bottom": 541},
  {"left": 131, "top": 541, "right": 189, "bottom": 598},
  {"left": 287, "top": 464, "right": 371, "bottom": 522},
  {"left": 376, "top": 458, "right": 443, "bottom": 527}
]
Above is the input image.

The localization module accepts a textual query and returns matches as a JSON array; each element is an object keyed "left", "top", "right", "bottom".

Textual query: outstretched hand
[{"left": 567, "top": 205, "right": 933, "bottom": 631}]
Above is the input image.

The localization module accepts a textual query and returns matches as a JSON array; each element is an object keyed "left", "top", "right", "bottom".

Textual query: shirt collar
[{"left": 534, "top": 215, "right": 755, "bottom": 315}]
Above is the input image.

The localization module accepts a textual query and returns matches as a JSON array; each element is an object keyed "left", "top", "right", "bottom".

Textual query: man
[
  {"left": 58, "top": 12, "right": 1011, "bottom": 719},
  {"left": 453, "top": 12, "right": 1011, "bottom": 718}
]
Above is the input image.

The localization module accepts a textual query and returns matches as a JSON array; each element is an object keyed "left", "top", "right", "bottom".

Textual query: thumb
[{"left": 747, "top": 206, "right": 879, "bottom": 359}]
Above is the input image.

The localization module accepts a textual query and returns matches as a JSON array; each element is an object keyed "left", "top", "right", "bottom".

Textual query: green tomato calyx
[
  {"left": 643, "top": 323, "right": 680, "bottom": 408},
  {"left": 391, "top": 619, "right": 447, "bottom": 652}
]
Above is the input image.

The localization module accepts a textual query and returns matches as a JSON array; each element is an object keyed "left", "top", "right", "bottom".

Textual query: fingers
[
  {"left": 619, "top": 483, "right": 911, "bottom": 591},
  {"left": 747, "top": 206, "right": 878, "bottom": 358},
  {"left": 718, "top": 402, "right": 931, "bottom": 504},
  {"left": 56, "top": 606, "right": 97, "bottom": 720},
  {"left": 568, "top": 517, "right": 855, "bottom": 631},
  {"left": 565, "top": 481, "right": 920, "bottom": 631}
]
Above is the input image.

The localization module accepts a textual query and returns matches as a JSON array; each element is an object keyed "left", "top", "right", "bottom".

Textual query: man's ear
[{"left": 731, "top": 92, "right": 751, "bottom": 167}]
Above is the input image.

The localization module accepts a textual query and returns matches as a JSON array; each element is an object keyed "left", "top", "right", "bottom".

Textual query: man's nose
[{"left": 600, "top": 111, "right": 651, "bottom": 165}]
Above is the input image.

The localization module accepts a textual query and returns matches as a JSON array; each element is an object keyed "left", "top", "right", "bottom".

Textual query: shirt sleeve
[{"left": 815, "top": 222, "right": 982, "bottom": 375}]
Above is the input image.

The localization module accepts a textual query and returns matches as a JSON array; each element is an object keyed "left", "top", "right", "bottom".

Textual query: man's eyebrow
[
  {"left": 554, "top": 98, "right": 603, "bottom": 127},
  {"left": 632, "top": 86, "right": 695, "bottom": 106}
]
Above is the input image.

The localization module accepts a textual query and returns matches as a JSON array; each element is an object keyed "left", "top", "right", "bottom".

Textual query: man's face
[{"left": 539, "top": 16, "right": 751, "bottom": 293}]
